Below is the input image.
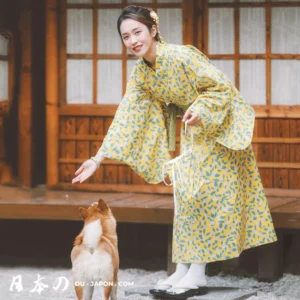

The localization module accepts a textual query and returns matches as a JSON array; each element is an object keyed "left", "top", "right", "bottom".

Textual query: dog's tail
[{"left": 73, "top": 230, "right": 83, "bottom": 246}]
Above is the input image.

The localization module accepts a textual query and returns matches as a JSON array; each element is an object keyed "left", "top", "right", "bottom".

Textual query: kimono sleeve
[
  {"left": 97, "top": 77, "right": 171, "bottom": 184},
  {"left": 181, "top": 45, "right": 233, "bottom": 135},
  {"left": 180, "top": 45, "right": 255, "bottom": 150}
]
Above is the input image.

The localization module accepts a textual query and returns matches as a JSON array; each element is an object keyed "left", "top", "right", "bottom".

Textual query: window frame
[
  {"left": 0, "top": 33, "right": 13, "bottom": 114},
  {"left": 59, "top": 0, "right": 193, "bottom": 116},
  {"left": 198, "top": 0, "right": 300, "bottom": 117}
]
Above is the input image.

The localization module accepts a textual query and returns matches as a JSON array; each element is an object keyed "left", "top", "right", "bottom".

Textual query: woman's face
[{"left": 120, "top": 19, "right": 157, "bottom": 58}]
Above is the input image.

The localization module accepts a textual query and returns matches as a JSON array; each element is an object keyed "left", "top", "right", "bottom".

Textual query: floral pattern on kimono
[{"left": 98, "top": 41, "right": 277, "bottom": 263}]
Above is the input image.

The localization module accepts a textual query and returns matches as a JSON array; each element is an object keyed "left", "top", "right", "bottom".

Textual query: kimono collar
[
  {"left": 140, "top": 40, "right": 168, "bottom": 73},
  {"left": 155, "top": 40, "right": 167, "bottom": 72}
]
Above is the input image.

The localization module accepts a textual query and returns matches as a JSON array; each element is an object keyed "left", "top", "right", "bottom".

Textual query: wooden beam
[
  {"left": 59, "top": 135, "right": 300, "bottom": 144},
  {"left": 57, "top": 183, "right": 173, "bottom": 194},
  {"left": 196, "top": 0, "right": 204, "bottom": 51},
  {"left": 182, "top": 0, "right": 195, "bottom": 45},
  {"left": 234, "top": 0, "right": 240, "bottom": 90},
  {"left": 258, "top": 231, "right": 283, "bottom": 282},
  {"left": 58, "top": 105, "right": 300, "bottom": 118},
  {"left": 265, "top": 188, "right": 300, "bottom": 198},
  {"left": 272, "top": 212, "right": 300, "bottom": 229},
  {"left": 209, "top": 54, "right": 300, "bottom": 59},
  {"left": 59, "top": 158, "right": 124, "bottom": 164},
  {"left": 18, "top": 0, "right": 32, "bottom": 187},
  {"left": 122, "top": 3, "right": 127, "bottom": 97},
  {"left": 0, "top": 203, "right": 174, "bottom": 224},
  {"left": 59, "top": 0, "right": 67, "bottom": 106},
  {"left": 209, "top": 2, "right": 300, "bottom": 8},
  {"left": 254, "top": 106, "right": 300, "bottom": 118},
  {"left": 59, "top": 104, "right": 118, "bottom": 116},
  {"left": 258, "top": 162, "right": 300, "bottom": 169},
  {"left": 8, "top": 35, "right": 14, "bottom": 113},
  {"left": 0, "top": 27, "right": 14, "bottom": 184},
  {"left": 266, "top": 1, "right": 271, "bottom": 105},
  {"left": 66, "top": 3, "right": 182, "bottom": 9},
  {"left": 93, "top": 0, "right": 98, "bottom": 105},
  {"left": 59, "top": 159, "right": 300, "bottom": 169},
  {"left": 202, "top": 0, "right": 208, "bottom": 55},
  {"left": 46, "top": 0, "right": 59, "bottom": 187},
  {"left": 252, "top": 137, "right": 300, "bottom": 144}
]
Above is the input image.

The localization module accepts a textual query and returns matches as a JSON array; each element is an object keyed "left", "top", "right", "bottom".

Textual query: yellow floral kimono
[{"left": 98, "top": 41, "right": 277, "bottom": 264}]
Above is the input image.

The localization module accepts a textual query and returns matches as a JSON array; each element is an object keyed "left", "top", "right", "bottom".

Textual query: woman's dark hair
[{"left": 117, "top": 5, "right": 161, "bottom": 42}]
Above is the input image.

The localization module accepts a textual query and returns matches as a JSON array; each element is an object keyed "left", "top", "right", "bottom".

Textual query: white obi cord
[{"left": 162, "top": 122, "right": 211, "bottom": 216}]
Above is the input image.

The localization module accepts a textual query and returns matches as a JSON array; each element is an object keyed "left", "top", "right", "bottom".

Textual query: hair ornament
[{"left": 150, "top": 11, "right": 159, "bottom": 25}]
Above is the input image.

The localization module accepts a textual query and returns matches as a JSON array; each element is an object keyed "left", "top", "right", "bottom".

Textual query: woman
[{"left": 72, "top": 5, "right": 277, "bottom": 299}]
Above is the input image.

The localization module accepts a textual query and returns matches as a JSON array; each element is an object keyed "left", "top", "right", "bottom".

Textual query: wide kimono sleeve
[
  {"left": 97, "top": 74, "right": 171, "bottom": 184},
  {"left": 180, "top": 45, "right": 255, "bottom": 150}
]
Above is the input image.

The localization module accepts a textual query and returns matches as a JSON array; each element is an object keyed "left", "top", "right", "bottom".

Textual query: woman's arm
[
  {"left": 179, "top": 45, "right": 254, "bottom": 150},
  {"left": 181, "top": 45, "right": 233, "bottom": 134},
  {"left": 73, "top": 70, "right": 171, "bottom": 185}
]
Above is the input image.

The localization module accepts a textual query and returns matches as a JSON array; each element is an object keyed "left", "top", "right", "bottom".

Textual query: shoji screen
[{"left": 65, "top": 0, "right": 183, "bottom": 105}]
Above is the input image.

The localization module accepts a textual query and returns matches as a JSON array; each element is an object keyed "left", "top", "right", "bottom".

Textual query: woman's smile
[
  {"left": 133, "top": 45, "right": 142, "bottom": 52},
  {"left": 120, "top": 19, "right": 157, "bottom": 64}
]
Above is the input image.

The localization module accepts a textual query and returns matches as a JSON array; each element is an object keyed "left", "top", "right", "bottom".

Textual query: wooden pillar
[
  {"left": 258, "top": 230, "right": 284, "bottom": 282},
  {"left": 46, "top": 0, "right": 59, "bottom": 187},
  {"left": 182, "top": 0, "right": 197, "bottom": 45},
  {"left": 18, "top": 0, "right": 33, "bottom": 187}
]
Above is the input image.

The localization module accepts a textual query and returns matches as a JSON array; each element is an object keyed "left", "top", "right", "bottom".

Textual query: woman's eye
[
  {"left": 123, "top": 36, "right": 129, "bottom": 40},
  {"left": 135, "top": 31, "right": 141, "bottom": 35}
]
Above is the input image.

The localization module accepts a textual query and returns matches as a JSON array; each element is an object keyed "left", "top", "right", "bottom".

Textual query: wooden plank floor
[
  {"left": 0, "top": 185, "right": 300, "bottom": 228},
  {"left": 0, "top": 185, "right": 174, "bottom": 224},
  {"left": 269, "top": 197, "right": 300, "bottom": 229}
]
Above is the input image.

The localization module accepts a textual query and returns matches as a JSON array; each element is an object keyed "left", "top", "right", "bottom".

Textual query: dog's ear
[
  {"left": 79, "top": 207, "right": 88, "bottom": 219},
  {"left": 98, "top": 199, "right": 108, "bottom": 212}
]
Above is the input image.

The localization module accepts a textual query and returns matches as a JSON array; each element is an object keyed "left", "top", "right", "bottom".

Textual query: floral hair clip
[{"left": 150, "top": 11, "right": 159, "bottom": 25}]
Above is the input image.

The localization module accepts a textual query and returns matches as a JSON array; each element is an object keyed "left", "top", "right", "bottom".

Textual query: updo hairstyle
[{"left": 117, "top": 5, "right": 161, "bottom": 42}]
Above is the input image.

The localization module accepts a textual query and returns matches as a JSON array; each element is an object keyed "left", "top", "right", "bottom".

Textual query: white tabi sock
[
  {"left": 172, "top": 263, "right": 207, "bottom": 288},
  {"left": 157, "top": 263, "right": 190, "bottom": 287}
]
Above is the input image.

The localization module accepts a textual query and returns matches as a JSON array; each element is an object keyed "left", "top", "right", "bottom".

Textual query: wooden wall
[
  {"left": 253, "top": 119, "right": 300, "bottom": 191},
  {"left": 1, "top": 0, "right": 299, "bottom": 193},
  {"left": 58, "top": 113, "right": 178, "bottom": 193},
  {"left": 58, "top": 114, "right": 300, "bottom": 194},
  {"left": 0, "top": 0, "right": 46, "bottom": 187},
  {"left": 0, "top": 103, "right": 11, "bottom": 183}
]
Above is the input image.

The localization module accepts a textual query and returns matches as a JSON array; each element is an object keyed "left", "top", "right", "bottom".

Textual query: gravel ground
[{"left": 1, "top": 266, "right": 300, "bottom": 300}]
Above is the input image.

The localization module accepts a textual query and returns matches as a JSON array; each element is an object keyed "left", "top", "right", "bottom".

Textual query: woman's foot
[
  {"left": 149, "top": 263, "right": 190, "bottom": 295},
  {"left": 164, "top": 263, "right": 207, "bottom": 298},
  {"left": 158, "top": 263, "right": 190, "bottom": 287},
  {"left": 173, "top": 263, "right": 207, "bottom": 288}
]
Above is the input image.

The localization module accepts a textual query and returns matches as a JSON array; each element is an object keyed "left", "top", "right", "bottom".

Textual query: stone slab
[{"left": 125, "top": 286, "right": 258, "bottom": 300}]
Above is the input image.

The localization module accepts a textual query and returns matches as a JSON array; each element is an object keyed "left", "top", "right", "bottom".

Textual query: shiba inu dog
[{"left": 71, "top": 199, "right": 119, "bottom": 300}]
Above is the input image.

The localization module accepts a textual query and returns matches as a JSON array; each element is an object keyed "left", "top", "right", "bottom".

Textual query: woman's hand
[
  {"left": 182, "top": 110, "right": 200, "bottom": 126},
  {"left": 72, "top": 159, "right": 98, "bottom": 184}
]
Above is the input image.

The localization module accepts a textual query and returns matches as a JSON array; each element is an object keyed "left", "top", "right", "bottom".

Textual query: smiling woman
[
  {"left": 120, "top": 19, "right": 156, "bottom": 66},
  {"left": 72, "top": 5, "right": 277, "bottom": 299},
  {"left": 118, "top": 6, "right": 161, "bottom": 68}
]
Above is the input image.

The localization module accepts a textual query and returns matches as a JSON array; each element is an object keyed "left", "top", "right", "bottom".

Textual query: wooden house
[{"left": 1, "top": 0, "right": 299, "bottom": 193}]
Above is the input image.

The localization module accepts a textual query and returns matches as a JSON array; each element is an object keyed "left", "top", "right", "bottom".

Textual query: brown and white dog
[{"left": 71, "top": 199, "right": 119, "bottom": 300}]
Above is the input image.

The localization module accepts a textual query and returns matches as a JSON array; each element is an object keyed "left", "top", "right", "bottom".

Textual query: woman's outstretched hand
[
  {"left": 182, "top": 110, "right": 200, "bottom": 126},
  {"left": 72, "top": 159, "right": 98, "bottom": 184}
]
